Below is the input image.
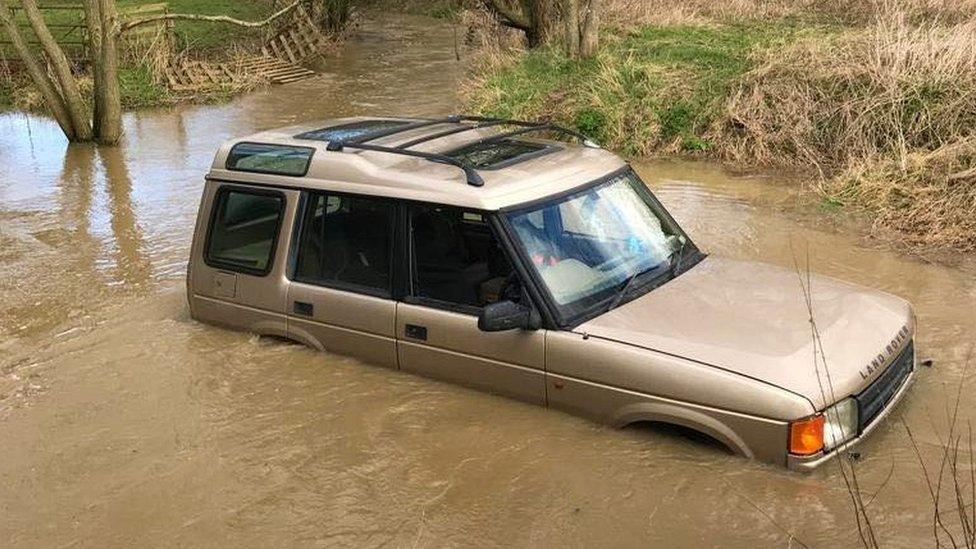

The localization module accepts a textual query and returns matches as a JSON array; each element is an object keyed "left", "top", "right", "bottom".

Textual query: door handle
[
  {"left": 293, "top": 301, "right": 314, "bottom": 316},
  {"left": 405, "top": 324, "right": 427, "bottom": 341}
]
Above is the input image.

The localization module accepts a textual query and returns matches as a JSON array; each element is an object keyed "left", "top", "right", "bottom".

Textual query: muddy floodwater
[{"left": 2, "top": 12, "right": 976, "bottom": 549}]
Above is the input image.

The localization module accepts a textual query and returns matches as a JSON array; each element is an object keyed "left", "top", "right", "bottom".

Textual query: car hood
[{"left": 577, "top": 256, "right": 915, "bottom": 409}]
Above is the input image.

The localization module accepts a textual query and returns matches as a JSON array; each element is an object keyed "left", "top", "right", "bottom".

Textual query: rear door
[
  {"left": 286, "top": 192, "right": 399, "bottom": 368},
  {"left": 395, "top": 203, "right": 547, "bottom": 404}
]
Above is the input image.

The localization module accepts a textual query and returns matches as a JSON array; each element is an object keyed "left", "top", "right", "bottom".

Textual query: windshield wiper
[
  {"left": 603, "top": 260, "right": 665, "bottom": 314},
  {"left": 601, "top": 238, "right": 690, "bottom": 315}
]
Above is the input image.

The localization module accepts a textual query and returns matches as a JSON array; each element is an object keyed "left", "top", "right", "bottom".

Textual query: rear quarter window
[
  {"left": 205, "top": 187, "right": 285, "bottom": 276},
  {"left": 226, "top": 142, "right": 314, "bottom": 176}
]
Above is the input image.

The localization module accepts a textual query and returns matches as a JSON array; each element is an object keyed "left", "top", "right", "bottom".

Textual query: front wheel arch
[{"left": 612, "top": 402, "right": 754, "bottom": 459}]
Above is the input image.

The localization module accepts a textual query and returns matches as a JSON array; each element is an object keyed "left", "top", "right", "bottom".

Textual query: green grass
[
  {"left": 424, "top": 3, "right": 461, "bottom": 20},
  {"left": 467, "top": 23, "right": 813, "bottom": 155},
  {"left": 0, "top": 63, "right": 169, "bottom": 112},
  {"left": 117, "top": 0, "right": 272, "bottom": 52},
  {"left": 118, "top": 65, "right": 170, "bottom": 108}
]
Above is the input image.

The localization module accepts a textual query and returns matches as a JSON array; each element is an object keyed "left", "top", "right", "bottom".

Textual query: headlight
[
  {"left": 789, "top": 397, "right": 859, "bottom": 456},
  {"left": 823, "top": 397, "right": 859, "bottom": 451}
]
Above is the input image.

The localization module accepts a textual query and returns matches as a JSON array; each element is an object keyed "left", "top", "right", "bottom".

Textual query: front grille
[{"left": 855, "top": 340, "right": 914, "bottom": 433}]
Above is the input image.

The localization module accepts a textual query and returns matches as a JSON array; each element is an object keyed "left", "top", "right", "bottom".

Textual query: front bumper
[{"left": 787, "top": 366, "right": 917, "bottom": 471}]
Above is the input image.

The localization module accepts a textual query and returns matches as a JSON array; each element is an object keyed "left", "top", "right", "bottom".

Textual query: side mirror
[{"left": 478, "top": 300, "right": 539, "bottom": 332}]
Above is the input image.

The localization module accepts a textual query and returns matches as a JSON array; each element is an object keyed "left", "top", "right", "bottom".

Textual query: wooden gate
[
  {"left": 0, "top": 4, "right": 87, "bottom": 61},
  {"left": 262, "top": 4, "right": 330, "bottom": 65}
]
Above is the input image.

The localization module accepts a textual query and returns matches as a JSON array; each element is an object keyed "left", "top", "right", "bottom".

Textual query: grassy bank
[
  {"left": 465, "top": 23, "right": 816, "bottom": 156},
  {"left": 464, "top": 1, "right": 976, "bottom": 251}
]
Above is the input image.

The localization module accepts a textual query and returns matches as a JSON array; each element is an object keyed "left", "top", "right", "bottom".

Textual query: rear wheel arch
[
  {"left": 285, "top": 322, "right": 326, "bottom": 351},
  {"left": 613, "top": 402, "right": 754, "bottom": 458}
]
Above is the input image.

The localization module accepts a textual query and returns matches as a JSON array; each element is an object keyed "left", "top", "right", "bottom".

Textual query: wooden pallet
[
  {"left": 261, "top": 4, "right": 330, "bottom": 64},
  {"left": 238, "top": 55, "right": 317, "bottom": 84},
  {"left": 153, "top": 1, "right": 324, "bottom": 93},
  {"left": 164, "top": 55, "right": 315, "bottom": 92},
  {"left": 164, "top": 59, "right": 236, "bottom": 91}
]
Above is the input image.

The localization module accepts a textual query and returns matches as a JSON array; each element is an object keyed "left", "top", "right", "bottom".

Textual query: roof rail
[
  {"left": 394, "top": 116, "right": 599, "bottom": 150},
  {"left": 319, "top": 115, "right": 600, "bottom": 187},
  {"left": 394, "top": 119, "right": 506, "bottom": 149},
  {"left": 440, "top": 122, "right": 599, "bottom": 152},
  {"left": 326, "top": 141, "right": 485, "bottom": 187},
  {"left": 296, "top": 115, "right": 465, "bottom": 144}
]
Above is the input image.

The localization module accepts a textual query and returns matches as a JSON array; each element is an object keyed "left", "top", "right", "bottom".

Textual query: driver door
[{"left": 395, "top": 204, "right": 547, "bottom": 405}]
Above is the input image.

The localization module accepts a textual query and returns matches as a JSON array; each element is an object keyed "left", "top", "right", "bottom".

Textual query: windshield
[{"left": 505, "top": 170, "right": 691, "bottom": 324}]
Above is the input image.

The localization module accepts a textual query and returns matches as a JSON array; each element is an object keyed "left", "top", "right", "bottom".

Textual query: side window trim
[
  {"left": 203, "top": 184, "right": 286, "bottom": 277},
  {"left": 403, "top": 294, "right": 483, "bottom": 316},
  {"left": 287, "top": 190, "right": 398, "bottom": 299}
]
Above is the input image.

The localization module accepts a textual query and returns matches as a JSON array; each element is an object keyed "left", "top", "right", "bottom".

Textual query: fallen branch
[{"left": 118, "top": 0, "right": 300, "bottom": 34}]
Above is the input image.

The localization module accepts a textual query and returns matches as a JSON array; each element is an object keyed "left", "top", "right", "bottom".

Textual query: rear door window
[
  {"left": 206, "top": 187, "right": 285, "bottom": 275},
  {"left": 294, "top": 193, "right": 395, "bottom": 296}
]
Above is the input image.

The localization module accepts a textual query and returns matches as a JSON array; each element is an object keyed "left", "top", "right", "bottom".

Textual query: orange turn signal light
[{"left": 789, "top": 414, "right": 825, "bottom": 455}]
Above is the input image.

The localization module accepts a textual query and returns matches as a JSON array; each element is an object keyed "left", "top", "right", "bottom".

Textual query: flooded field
[{"left": 2, "top": 12, "right": 976, "bottom": 548}]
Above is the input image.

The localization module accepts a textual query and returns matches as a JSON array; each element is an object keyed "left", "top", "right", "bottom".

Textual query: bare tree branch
[
  {"left": 481, "top": 0, "right": 532, "bottom": 31},
  {"left": 118, "top": 0, "right": 300, "bottom": 34}
]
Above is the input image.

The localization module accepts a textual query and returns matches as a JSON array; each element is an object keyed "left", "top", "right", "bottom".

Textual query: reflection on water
[
  {"left": 1, "top": 11, "right": 975, "bottom": 549},
  {"left": 100, "top": 146, "right": 152, "bottom": 287}
]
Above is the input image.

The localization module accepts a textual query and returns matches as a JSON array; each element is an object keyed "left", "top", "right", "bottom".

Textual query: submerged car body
[{"left": 187, "top": 115, "right": 917, "bottom": 470}]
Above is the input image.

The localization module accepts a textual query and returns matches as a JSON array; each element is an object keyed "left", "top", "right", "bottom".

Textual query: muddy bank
[{"left": 2, "top": 12, "right": 976, "bottom": 548}]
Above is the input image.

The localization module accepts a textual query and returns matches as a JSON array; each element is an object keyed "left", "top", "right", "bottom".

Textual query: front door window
[{"left": 409, "top": 205, "right": 516, "bottom": 310}]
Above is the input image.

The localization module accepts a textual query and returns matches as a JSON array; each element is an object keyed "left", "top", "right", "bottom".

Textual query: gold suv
[{"left": 188, "top": 115, "right": 917, "bottom": 470}]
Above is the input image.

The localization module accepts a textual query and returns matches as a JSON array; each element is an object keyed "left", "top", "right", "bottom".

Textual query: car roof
[{"left": 206, "top": 116, "right": 628, "bottom": 211}]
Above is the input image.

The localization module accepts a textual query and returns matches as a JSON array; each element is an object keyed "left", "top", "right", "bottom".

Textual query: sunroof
[
  {"left": 295, "top": 119, "right": 414, "bottom": 142},
  {"left": 444, "top": 139, "right": 553, "bottom": 169},
  {"left": 226, "top": 142, "right": 314, "bottom": 176}
]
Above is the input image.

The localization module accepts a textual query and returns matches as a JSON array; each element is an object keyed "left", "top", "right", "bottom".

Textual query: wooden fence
[
  {"left": 0, "top": 4, "right": 87, "bottom": 58},
  {"left": 0, "top": 2, "right": 170, "bottom": 62}
]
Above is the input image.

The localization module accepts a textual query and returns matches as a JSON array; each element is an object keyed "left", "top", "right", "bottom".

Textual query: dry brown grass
[
  {"left": 719, "top": 8, "right": 976, "bottom": 169},
  {"left": 604, "top": 0, "right": 976, "bottom": 27},
  {"left": 827, "top": 143, "right": 976, "bottom": 251},
  {"left": 708, "top": 3, "right": 976, "bottom": 249},
  {"left": 604, "top": 0, "right": 822, "bottom": 27}
]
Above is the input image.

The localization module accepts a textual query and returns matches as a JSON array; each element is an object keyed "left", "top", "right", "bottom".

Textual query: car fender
[
  {"left": 612, "top": 401, "right": 754, "bottom": 458},
  {"left": 286, "top": 322, "right": 326, "bottom": 351}
]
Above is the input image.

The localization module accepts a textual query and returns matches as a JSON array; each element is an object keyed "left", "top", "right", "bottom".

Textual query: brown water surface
[{"left": 2, "top": 12, "right": 976, "bottom": 548}]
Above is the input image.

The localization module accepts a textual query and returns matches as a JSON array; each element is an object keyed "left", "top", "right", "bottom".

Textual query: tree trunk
[
  {"left": 579, "top": 0, "right": 599, "bottom": 58},
  {"left": 83, "top": 0, "right": 104, "bottom": 138},
  {"left": 565, "top": 0, "right": 579, "bottom": 58},
  {"left": 0, "top": 0, "right": 77, "bottom": 138},
  {"left": 484, "top": 0, "right": 552, "bottom": 48},
  {"left": 520, "top": 0, "right": 552, "bottom": 48},
  {"left": 20, "top": 0, "right": 93, "bottom": 140},
  {"left": 96, "top": 0, "right": 122, "bottom": 145}
]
